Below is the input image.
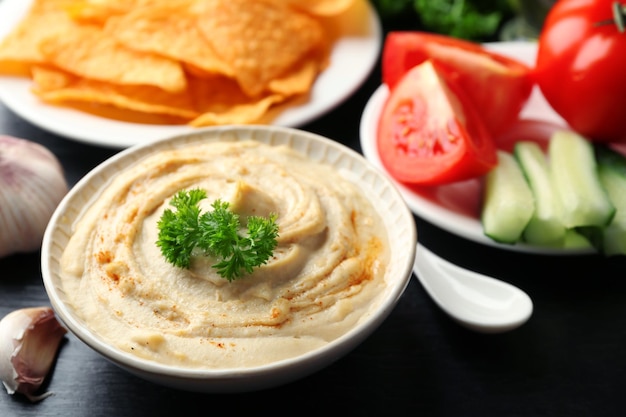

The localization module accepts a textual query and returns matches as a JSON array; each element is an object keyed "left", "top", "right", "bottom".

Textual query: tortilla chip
[
  {"left": 39, "top": 24, "right": 187, "bottom": 93},
  {"left": 196, "top": 0, "right": 325, "bottom": 97},
  {"left": 32, "top": 66, "right": 198, "bottom": 119},
  {"left": 190, "top": 94, "right": 284, "bottom": 127},
  {"left": 66, "top": 0, "right": 179, "bottom": 24},
  {"left": 32, "top": 66, "right": 289, "bottom": 126},
  {"left": 187, "top": 74, "right": 286, "bottom": 126},
  {"left": 104, "top": 3, "right": 233, "bottom": 78},
  {"left": 0, "top": 0, "right": 78, "bottom": 75},
  {"left": 286, "top": 0, "right": 356, "bottom": 16},
  {"left": 268, "top": 58, "right": 319, "bottom": 96}
]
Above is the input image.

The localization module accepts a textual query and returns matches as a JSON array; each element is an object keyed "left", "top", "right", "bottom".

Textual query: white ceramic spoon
[{"left": 413, "top": 245, "right": 533, "bottom": 333}]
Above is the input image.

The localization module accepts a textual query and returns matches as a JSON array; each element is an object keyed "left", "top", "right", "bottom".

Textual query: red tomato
[
  {"left": 382, "top": 31, "right": 533, "bottom": 136},
  {"left": 535, "top": 0, "right": 626, "bottom": 143},
  {"left": 377, "top": 60, "right": 497, "bottom": 186}
]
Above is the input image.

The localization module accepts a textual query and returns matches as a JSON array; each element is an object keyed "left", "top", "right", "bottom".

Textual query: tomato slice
[
  {"left": 377, "top": 60, "right": 497, "bottom": 186},
  {"left": 382, "top": 31, "right": 533, "bottom": 136}
]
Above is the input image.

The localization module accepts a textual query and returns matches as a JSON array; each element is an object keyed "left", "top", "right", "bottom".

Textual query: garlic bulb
[
  {"left": 0, "top": 307, "right": 67, "bottom": 402},
  {"left": 0, "top": 136, "right": 68, "bottom": 258}
]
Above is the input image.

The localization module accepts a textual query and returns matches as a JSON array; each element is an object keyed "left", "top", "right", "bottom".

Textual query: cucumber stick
[
  {"left": 514, "top": 141, "right": 566, "bottom": 246},
  {"left": 549, "top": 130, "right": 615, "bottom": 229},
  {"left": 596, "top": 145, "right": 626, "bottom": 255},
  {"left": 563, "top": 229, "right": 593, "bottom": 249},
  {"left": 482, "top": 151, "right": 535, "bottom": 243}
]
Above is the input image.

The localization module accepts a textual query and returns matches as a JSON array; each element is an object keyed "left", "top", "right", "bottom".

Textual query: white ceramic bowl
[{"left": 41, "top": 125, "right": 416, "bottom": 393}]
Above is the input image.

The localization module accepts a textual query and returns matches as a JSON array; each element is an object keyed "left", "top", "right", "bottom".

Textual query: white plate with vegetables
[{"left": 360, "top": 41, "right": 600, "bottom": 255}]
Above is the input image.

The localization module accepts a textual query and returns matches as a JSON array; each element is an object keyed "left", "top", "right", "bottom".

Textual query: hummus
[{"left": 60, "top": 140, "right": 390, "bottom": 369}]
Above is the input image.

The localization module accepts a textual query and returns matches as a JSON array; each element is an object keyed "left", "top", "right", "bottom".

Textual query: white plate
[
  {"left": 0, "top": 0, "right": 381, "bottom": 148},
  {"left": 360, "top": 41, "right": 594, "bottom": 255}
]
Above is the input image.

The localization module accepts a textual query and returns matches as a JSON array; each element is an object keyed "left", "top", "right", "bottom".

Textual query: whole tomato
[{"left": 535, "top": 0, "right": 626, "bottom": 143}]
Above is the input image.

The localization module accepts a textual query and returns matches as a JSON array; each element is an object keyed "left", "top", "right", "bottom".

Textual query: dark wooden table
[{"left": 3, "top": 6, "right": 626, "bottom": 417}]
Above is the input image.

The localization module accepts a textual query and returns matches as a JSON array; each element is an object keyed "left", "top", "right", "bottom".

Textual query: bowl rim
[{"left": 41, "top": 125, "right": 416, "bottom": 385}]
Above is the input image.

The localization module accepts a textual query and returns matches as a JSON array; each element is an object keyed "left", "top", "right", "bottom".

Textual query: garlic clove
[
  {"left": 0, "top": 135, "right": 69, "bottom": 258},
  {"left": 0, "top": 306, "right": 67, "bottom": 402}
]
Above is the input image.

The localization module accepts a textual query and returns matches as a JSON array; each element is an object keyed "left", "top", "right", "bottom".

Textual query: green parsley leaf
[
  {"left": 370, "top": 0, "right": 514, "bottom": 41},
  {"left": 414, "top": 0, "right": 507, "bottom": 40},
  {"left": 156, "top": 189, "right": 279, "bottom": 281}
]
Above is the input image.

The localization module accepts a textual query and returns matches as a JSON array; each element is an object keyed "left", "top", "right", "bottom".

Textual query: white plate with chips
[{"left": 0, "top": 0, "right": 381, "bottom": 148}]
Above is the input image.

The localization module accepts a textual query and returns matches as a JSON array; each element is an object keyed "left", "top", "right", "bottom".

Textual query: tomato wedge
[
  {"left": 382, "top": 31, "right": 533, "bottom": 136},
  {"left": 377, "top": 60, "right": 497, "bottom": 186}
]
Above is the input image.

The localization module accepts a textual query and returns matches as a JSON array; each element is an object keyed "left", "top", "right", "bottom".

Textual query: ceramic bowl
[{"left": 41, "top": 125, "right": 416, "bottom": 393}]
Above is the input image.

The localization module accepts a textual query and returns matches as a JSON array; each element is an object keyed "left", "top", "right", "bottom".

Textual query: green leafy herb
[
  {"left": 414, "top": 0, "right": 510, "bottom": 40},
  {"left": 156, "top": 189, "right": 279, "bottom": 281},
  {"left": 371, "top": 0, "right": 514, "bottom": 41},
  {"left": 371, "top": 0, "right": 414, "bottom": 18}
]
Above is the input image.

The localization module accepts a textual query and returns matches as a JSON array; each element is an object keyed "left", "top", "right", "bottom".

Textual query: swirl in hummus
[{"left": 60, "top": 140, "right": 390, "bottom": 369}]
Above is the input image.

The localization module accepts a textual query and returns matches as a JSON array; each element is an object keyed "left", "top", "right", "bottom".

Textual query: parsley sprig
[{"left": 156, "top": 189, "right": 279, "bottom": 281}]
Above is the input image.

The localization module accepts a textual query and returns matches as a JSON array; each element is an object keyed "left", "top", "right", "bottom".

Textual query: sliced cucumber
[
  {"left": 596, "top": 145, "right": 626, "bottom": 256},
  {"left": 514, "top": 141, "right": 566, "bottom": 246},
  {"left": 563, "top": 229, "right": 593, "bottom": 250},
  {"left": 549, "top": 130, "right": 615, "bottom": 228},
  {"left": 482, "top": 150, "right": 535, "bottom": 244}
]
